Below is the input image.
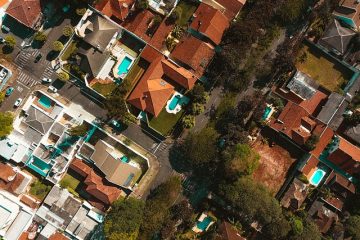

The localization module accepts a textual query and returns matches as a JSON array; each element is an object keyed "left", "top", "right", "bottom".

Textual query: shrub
[
  {"left": 5, "top": 35, "right": 16, "bottom": 48},
  {"left": 298, "top": 174, "right": 309, "bottom": 184},
  {"left": 34, "top": 31, "right": 47, "bottom": 42},
  {"left": 57, "top": 71, "right": 70, "bottom": 81},
  {"left": 69, "top": 123, "right": 88, "bottom": 136},
  {"left": 168, "top": 7, "right": 181, "bottom": 23},
  {"left": 135, "top": 0, "right": 148, "bottom": 10},
  {"left": 304, "top": 134, "right": 319, "bottom": 151},
  {"left": 62, "top": 25, "right": 74, "bottom": 37},
  {"left": 191, "top": 103, "right": 204, "bottom": 115},
  {"left": 181, "top": 115, "right": 195, "bottom": 129},
  {"left": 76, "top": 8, "right": 87, "bottom": 16},
  {"left": 52, "top": 41, "right": 64, "bottom": 52}
]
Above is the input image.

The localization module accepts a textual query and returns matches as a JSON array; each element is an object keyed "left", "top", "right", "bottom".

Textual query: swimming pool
[
  {"left": 310, "top": 168, "right": 326, "bottom": 186},
  {"left": 197, "top": 216, "right": 213, "bottom": 231},
  {"left": 28, "top": 157, "right": 52, "bottom": 177},
  {"left": 262, "top": 106, "right": 272, "bottom": 120},
  {"left": 118, "top": 56, "right": 132, "bottom": 76},
  {"left": 38, "top": 95, "right": 52, "bottom": 109},
  {"left": 169, "top": 95, "right": 181, "bottom": 110}
]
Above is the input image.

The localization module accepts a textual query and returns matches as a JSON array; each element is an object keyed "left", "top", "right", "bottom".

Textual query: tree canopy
[
  {"left": 345, "top": 215, "right": 360, "bottom": 240},
  {"left": 217, "top": 177, "right": 290, "bottom": 239},
  {"left": 104, "top": 198, "right": 144, "bottom": 240},
  {"left": 68, "top": 123, "right": 88, "bottom": 136},
  {"left": 182, "top": 127, "right": 219, "bottom": 173},
  {"left": 221, "top": 144, "right": 260, "bottom": 181},
  {"left": 139, "top": 177, "right": 182, "bottom": 239},
  {"left": 0, "top": 112, "right": 13, "bottom": 138}
]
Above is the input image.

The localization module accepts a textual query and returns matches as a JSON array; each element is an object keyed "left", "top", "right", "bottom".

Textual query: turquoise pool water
[
  {"left": 169, "top": 95, "right": 181, "bottom": 110},
  {"left": 262, "top": 106, "right": 272, "bottom": 120},
  {"left": 310, "top": 168, "right": 326, "bottom": 186},
  {"left": 28, "top": 157, "right": 51, "bottom": 177},
  {"left": 197, "top": 216, "right": 213, "bottom": 231},
  {"left": 38, "top": 95, "right": 52, "bottom": 109},
  {"left": 118, "top": 56, "right": 132, "bottom": 76}
]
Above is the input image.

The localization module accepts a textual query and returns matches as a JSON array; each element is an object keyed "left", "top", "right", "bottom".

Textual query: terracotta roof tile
[
  {"left": 214, "top": 0, "right": 246, "bottom": 19},
  {"left": 20, "top": 195, "right": 39, "bottom": 209},
  {"left": 70, "top": 159, "right": 122, "bottom": 206},
  {"left": 302, "top": 155, "right": 319, "bottom": 177},
  {"left": 0, "top": 163, "right": 16, "bottom": 183},
  {"left": 128, "top": 46, "right": 196, "bottom": 116},
  {"left": 338, "top": 136, "right": 360, "bottom": 162},
  {"left": 171, "top": 36, "right": 215, "bottom": 77},
  {"left": 49, "top": 232, "right": 70, "bottom": 240},
  {"left": 190, "top": 3, "right": 229, "bottom": 45},
  {"left": 6, "top": 0, "right": 41, "bottom": 28},
  {"left": 311, "top": 127, "right": 334, "bottom": 157},
  {"left": 122, "top": 10, "right": 155, "bottom": 42},
  {"left": 149, "top": 20, "right": 174, "bottom": 51},
  {"left": 95, "top": 0, "right": 134, "bottom": 22}
]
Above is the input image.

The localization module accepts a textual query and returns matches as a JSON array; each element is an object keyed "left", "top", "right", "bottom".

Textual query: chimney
[{"left": 197, "top": 21, "right": 202, "bottom": 30}]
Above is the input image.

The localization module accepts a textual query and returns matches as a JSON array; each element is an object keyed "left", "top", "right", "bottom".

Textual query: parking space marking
[
  {"left": 17, "top": 71, "right": 38, "bottom": 88},
  {"left": 17, "top": 86, "right": 23, "bottom": 92}
]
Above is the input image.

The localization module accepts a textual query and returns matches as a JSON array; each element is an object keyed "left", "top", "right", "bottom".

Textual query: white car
[
  {"left": 14, "top": 98, "right": 22, "bottom": 107},
  {"left": 42, "top": 78, "right": 52, "bottom": 83},
  {"left": 0, "top": 69, "right": 7, "bottom": 80},
  {"left": 48, "top": 85, "right": 57, "bottom": 93}
]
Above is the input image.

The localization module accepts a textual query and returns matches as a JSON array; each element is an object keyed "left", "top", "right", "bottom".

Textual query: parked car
[
  {"left": 34, "top": 53, "right": 42, "bottom": 63},
  {"left": 5, "top": 87, "right": 14, "bottom": 96},
  {"left": 42, "top": 78, "right": 52, "bottom": 83},
  {"left": 48, "top": 85, "right": 57, "bottom": 93},
  {"left": 14, "top": 98, "right": 22, "bottom": 107},
  {"left": 110, "top": 119, "right": 122, "bottom": 130},
  {"left": 1, "top": 25, "right": 10, "bottom": 32},
  {"left": 0, "top": 37, "right": 5, "bottom": 44}
]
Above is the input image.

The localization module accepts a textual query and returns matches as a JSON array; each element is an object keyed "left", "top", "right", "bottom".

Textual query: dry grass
[{"left": 296, "top": 45, "right": 353, "bottom": 92}]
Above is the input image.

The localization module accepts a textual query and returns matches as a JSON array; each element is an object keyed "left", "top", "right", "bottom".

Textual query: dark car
[{"left": 34, "top": 53, "right": 42, "bottom": 63}]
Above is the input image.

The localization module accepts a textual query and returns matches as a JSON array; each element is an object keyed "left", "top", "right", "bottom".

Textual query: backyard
[
  {"left": 123, "top": 58, "right": 146, "bottom": 98},
  {"left": 296, "top": 44, "right": 353, "bottom": 92},
  {"left": 29, "top": 179, "right": 52, "bottom": 201},
  {"left": 252, "top": 138, "right": 298, "bottom": 195},
  {"left": 176, "top": 0, "right": 199, "bottom": 26},
  {"left": 59, "top": 173, "right": 81, "bottom": 196},
  {"left": 91, "top": 82, "right": 117, "bottom": 97},
  {"left": 149, "top": 108, "right": 184, "bottom": 136}
]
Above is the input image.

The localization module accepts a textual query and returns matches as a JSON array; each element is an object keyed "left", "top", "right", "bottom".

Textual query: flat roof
[
  {"left": 4, "top": 210, "right": 32, "bottom": 240},
  {"left": 0, "top": 205, "right": 11, "bottom": 228},
  {"left": 0, "top": 138, "right": 18, "bottom": 160},
  {"left": 317, "top": 93, "right": 344, "bottom": 124},
  {"left": 287, "top": 71, "right": 317, "bottom": 100}
]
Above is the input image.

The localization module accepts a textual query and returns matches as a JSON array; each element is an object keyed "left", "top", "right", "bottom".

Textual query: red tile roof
[
  {"left": 128, "top": 46, "right": 197, "bottom": 116},
  {"left": 6, "top": 0, "right": 41, "bottom": 28},
  {"left": 214, "top": 0, "right": 246, "bottom": 20},
  {"left": 149, "top": 20, "right": 174, "bottom": 51},
  {"left": 171, "top": 36, "right": 215, "bottom": 77},
  {"left": 311, "top": 127, "right": 334, "bottom": 158},
  {"left": 0, "top": 162, "right": 16, "bottom": 183},
  {"left": 122, "top": 10, "right": 155, "bottom": 42},
  {"left": 48, "top": 232, "right": 70, "bottom": 240},
  {"left": 20, "top": 195, "right": 39, "bottom": 209},
  {"left": 337, "top": 137, "right": 360, "bottom": 162},
  {"left": 190, "top": 3, "right": 229, "bottom": 45},
  {"left": 302, "top": 155, "right": 319, "bottom": 177},
  {"left": 70, "top": 158, "right": 122, "bottom": 206},
  {"left": 95, "top": 0, "right": 134, "bottom": 22}
]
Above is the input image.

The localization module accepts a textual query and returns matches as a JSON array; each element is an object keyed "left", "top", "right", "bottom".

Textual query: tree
[
  {"left": 181, "top": 114, "right": 195, "bottom": 129},
  {"left": 221, "top": 144, "right": 260, "bottom": 181},
  {"left": 135, "top": 0, "right": 148, "bottom": 10},
  {"left": 345, "top": 215, "right": 360, "bottom": 240},
  {"left": 344, "top": 111, "right": 360, "bottom": 127},
  {"left": 68, "top": 123, "right": 88, "bottom": 136},
  {"left": 76, "top": 8, "right": 87, "bottom": 16},
  {"left": 278, "top": 0, "right": 306, "bottom": 23},
  {"left": 182, "top": 127, "right": 219, "bottom": 173},
  {"left": 139, "top": 177, "right": 182, "bottom": 239},
  {"left": 104, "top": 198, "right": 144, "bottom": 240},
  {"left": 34, "top": 31, "right": 47, "bottom": 42},
  {"left": 0, "top": 91, "right": 5, "bottom": 105},
  {"left": 189, "top": 84, "right": 208, "bottom": 104},
  {"left": 5, "top": 35, "right": 16, "bottom": 48},
  {"left": 304, "top": 134, "right": 319, "bottom": 151},
  {"left": 105, "top": 96, "right": 136, "bottom": 125},
  {"left": 0, "top": 112, "right": 13, "bottom": 138},
  {"left": 62, "top": 25, "right": 74, "bottom": 37},
  {"left": 217, "top": 177, "right": 291, "bottom": 239},
  {"left": 222, "top": 123, "right": 249, "bottom": 146},
  {"left": 57, "top": 71, "right": 70, "bottom": 81},
  {"left": 168, "top": 7, "right": 182, "bottom": 24},
  {"left": 53, "top": 41, "right": 64, "bottom": 52},
  {"left": 191, "top": 103, "right": 204, "bottom": 115}
]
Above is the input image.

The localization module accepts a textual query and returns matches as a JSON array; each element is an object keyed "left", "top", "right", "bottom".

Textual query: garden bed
[
  {"left": 176, "top": 1, "right": 199, "bottom": 27},
  {"left": 296, "top": 44, "right": 353, "bottom": 92},
  {"left": 29, "top": 179, "right": 52, "bottom": 201}
]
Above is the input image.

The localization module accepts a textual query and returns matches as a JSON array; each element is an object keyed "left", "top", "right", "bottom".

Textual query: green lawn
[
  {"left": 92, "top": 82, "right": 117, "bottom": 97},
  {"left": 176, "top": 1, "right": 199, "bottom": 26},
  {"left": 296, "top": 45, "right": 353, "bottom": 92},
  {"left": 149, "top": 108, "right": 184, "bottom": 136},
  {"left": 29, "top": 179, "right": 52, "bottom": 201},
  {"left": 59, "top": 173, "right": 81, "bottom": 197},
  {"left": 123, "top": 58, "right": 145, "bottom": 97}
]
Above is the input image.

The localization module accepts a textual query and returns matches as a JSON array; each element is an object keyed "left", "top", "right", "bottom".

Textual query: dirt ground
[{"left": 252, "top": 140, "right": 296, "bottom": 195}]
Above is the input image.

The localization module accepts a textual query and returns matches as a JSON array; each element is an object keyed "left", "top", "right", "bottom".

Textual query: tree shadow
[
  {"left": 168, "top": 141, "right": 192, "bottom": 173},
  {"left": 46, "top": 50, "right": 59, "bottom": 61},
  {"left": 2, "top": 45, "right": 13, "bottom": 54}
]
